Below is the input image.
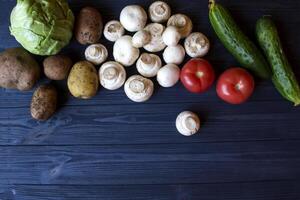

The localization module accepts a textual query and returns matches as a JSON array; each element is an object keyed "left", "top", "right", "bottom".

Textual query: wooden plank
[
  {"left": 1, "top": 181, "right": 299, "bottom": 200},
  {"left": 0, "top": 142, "right": 299, "bottom": 185},
  {"left": 0, "top": 102, "right": 299, "bottom": 145}
]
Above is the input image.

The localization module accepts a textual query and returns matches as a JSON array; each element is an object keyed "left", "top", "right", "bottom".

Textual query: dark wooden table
[{"left": 1, "top": 0, "right": 300, "bottom": 199}]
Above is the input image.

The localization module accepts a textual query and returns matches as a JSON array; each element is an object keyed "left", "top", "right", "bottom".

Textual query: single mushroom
[
  {"left": 136, "top": 53, "right": 162, "bottom": 78},
  {"left": 184, "top": 32, "right": 210, "bottom": 58},
  {"left": 148, "top": 1, "right": 171, "bottom": 23},
  {"left": 103, "top": 20, "right": 125, "bottom": 42},
  {"left": 85, "top": 44, "right": 108, "bottom": 65},
  {"left": 176, "top": 111, "right": 200, "bottom": 136},
  {"left": 162, "top": 26, "right": 181, "bottom": 46},
  {"left": 143, "top": 23, "right": 166, "bottom": 52},
  {"left": 163, "top": 44, "right": 185, "bottom": 65},
  {"left": 113, "top": 35, "right": 140, "bottom": 67},
  {"left": 120, "top": 5, "right": 147, "bottom": 32},
  {"left": 99, "top": 61, "right": 126, "bottom": 90},
  {"left": 132, "top": 30, "right": 152, "bottom": 48},
  {"left": 124, "top": 75, "right": 154, "bottom": 102},
  {"left": 157, "top": 64, "right": 180, "bottom": 87},
  {"left": 167, "top": 14, "right": 193, "bottom": 38}
]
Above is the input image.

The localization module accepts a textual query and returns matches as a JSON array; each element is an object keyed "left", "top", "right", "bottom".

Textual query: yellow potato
[{"left": 67, "top": 61, "right": 99, "bottom": 99}]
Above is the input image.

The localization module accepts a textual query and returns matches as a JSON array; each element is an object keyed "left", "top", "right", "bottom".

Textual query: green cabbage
[{"left": 10, "top": 0, "right": 74, "bottom": 55}]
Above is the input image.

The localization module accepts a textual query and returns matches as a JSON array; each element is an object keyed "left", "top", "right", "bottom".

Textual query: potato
[
  {"left": 43, "top": 55, "right": 72, "bottom": 80},
  {"left": 75, "top": 7, "right": 103, "bottom": 44},
  {"left": 30, "top": 84, "right": 57, "bottom": 121},
  {"left": 67, "top": 61, "right": 99, "bottom": 99},
  {"left": 0, "top": 47, "right": 40, "bottom": 91}
]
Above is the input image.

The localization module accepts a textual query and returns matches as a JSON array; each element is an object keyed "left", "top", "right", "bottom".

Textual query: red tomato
[
  {"left": 180, "top": 58, "right": 215, "bottom": 93},
  {"left": 216, "top": 68, "right": 255, "bottom": 104}
]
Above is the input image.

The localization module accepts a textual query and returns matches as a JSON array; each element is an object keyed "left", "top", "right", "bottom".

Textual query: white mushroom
[
  {"left": 184, "top": 32, "right": 210, "bottom": 58},
  {"left": 103, "top": 20, "right": 125, "bottom": 42},
  {"left": 162, "top": 26, "right": 181, "bottom": 46},
  {"left": 85, "top": 44, "right": 108, "bottom": 65},
  {"left": 143, "top": 23, "right": 166, "bottom": 52},
  {"left": 148, "top": 1, "right": 171, "bottom": 23},
  {"left": 163, "top": 44, "right": 185, "bottom": 65},
  {"left": 157, "top": 64, "right": 180, "bottom": 87},
  {"left": 120, "top": 5, "right": 147, "bottom": 32},
  {"left": 99, "top": 61, "right": 126, "bottom": 90},
  {"left": 136, "top": 53, "right": 162, "bottom": 78},
  {"left": 132, "top": 30, "right": 152, "bottom": 48},
  {"left": 124, "top": 75, "right": 154, "bottom": 102},
  {"left": 167, "top": 14, "right": 193, "bottom": 38},
  {"left": 113, "top": 35, "right": 140, "bottom": 67},
  {"left": 176, "top": 111, "right": 200, "bottom": 136}
]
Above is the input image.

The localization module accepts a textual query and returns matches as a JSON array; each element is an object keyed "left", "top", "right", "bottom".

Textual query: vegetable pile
[{"left": 0, "top": 0, "right": 299, "bottom": 135}]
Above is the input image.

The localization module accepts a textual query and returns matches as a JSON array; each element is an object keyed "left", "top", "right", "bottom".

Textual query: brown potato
[
  {"left": 43, "top": 55, "right": 72, "bottom": 80},
  {"left": 75, "top": 7, "right": 103, "bottom": 44},
  {"left": 30, "top": 84, "right": 57, "bottom": 121},
  {"left": 0, "top": 47, "right": 40, "bottom": 91}
]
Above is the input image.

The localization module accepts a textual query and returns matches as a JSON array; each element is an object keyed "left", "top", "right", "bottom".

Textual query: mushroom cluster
[{"left": 76, "top": 1, "right": 211, "bottom": 135}]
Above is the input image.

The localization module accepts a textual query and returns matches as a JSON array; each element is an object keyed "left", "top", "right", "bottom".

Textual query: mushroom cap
[
  {"left": 176, "top": 111, "right": 200, "bottom": 136},
  {"left": 124, "top": 75, "right": 154, "bottom": 102},
  {"left": 136, "top": 53, "right": 162, "bottom": 78},
  {"left": 149, "top": 1, "right": 171, "bottom": 23},
  {"left": 99, "top": 61, "right": 126, "bottom": 90},
  {"left": 113, "top": 35, "right": 140, "bottom": 67},
  {"left": 85, "top": 44, "right": 108, "bottom": 65},
  {"left": 163, "top": 44, "right": 185, "bottom": 65},
  {"left": 120, "top": 5, "right": 147, "bottom": 32},
  {"left": 157, "top": 64, "right": 180, "bottom": 87},
  {"left": 167, "top": 14, "right": 193, "bottom": 38},
  {"left": 143, "top": 23, "right": 166, "bottom": 52},
  {"left": 103, "top": 20, "right": 125, "bottom": 42},
  {"left": 184, "top": 32, "right": 210, "bottom": 58},
  {"left": 132, "top": 30, "right": 152, "bottom": 48},
  {"left": 162, "top": 26, "right": 181, "bottom": 46}
]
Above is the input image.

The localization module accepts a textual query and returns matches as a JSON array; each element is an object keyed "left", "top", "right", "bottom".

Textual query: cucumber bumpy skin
[
  {"left": 256, "top": 16, "right": 300, "bottom": 106},
  {"left": 208, "top": 0, "right": 271, "bottom": 79}
]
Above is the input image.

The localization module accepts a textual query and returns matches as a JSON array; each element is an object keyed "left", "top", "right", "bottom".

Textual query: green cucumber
[
  {"left": 256, "top": 16, "right": 300, "bottom": 106},
  {"left": 208, "top": 0, "right": 271, "bottom": 79}
]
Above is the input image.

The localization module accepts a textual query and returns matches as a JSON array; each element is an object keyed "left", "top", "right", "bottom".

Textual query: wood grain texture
[
  {"left": 0, "top": 0, "right": 300, "bottom": 199},
  {"left": 0, "top": 142, "right": 300, "bottom": 185},
  {"left": 1, "top": 181, "right": 299, "bottom": 200}
]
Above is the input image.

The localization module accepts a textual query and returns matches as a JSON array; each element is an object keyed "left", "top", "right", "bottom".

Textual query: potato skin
[
  {"left": 43, "top": 55, "right": 72, "bottom": 80},
  {"left": 75, "top": 7, "right": 103, "bottom": 44},
  {"left": 0, "top": 47, "right": 40, "bottom": 91},
  {"left": 30, "top": 84, "right": 57, "bottom": 121},
  {"left": 67, "top": 61, "right": 99, "bottom": 99}
]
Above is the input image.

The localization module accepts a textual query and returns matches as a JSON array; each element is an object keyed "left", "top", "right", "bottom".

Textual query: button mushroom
[
  {"left": 85, "top": 44, "right": 108, "bottom": 65},
  {"left": 113, "top": 35, "right": 140, "bottom": 67},
  {"left": 120, "top": 5, "right": 147, "bottom": 32},
  {"left": 184, "top": 32, "right": 210, "bottom": 58},
  {"left": 163, "top": 44, "right": 185, "bottom": 65},
  {"left": 124, "top": 75, "right": 154, "bottom": 102},
  {"left": 176, "top": 111, "right": 200, "bottom": 136},
  {"left": 157, "top": 64, "right": 180, "bottom": 87},
  {"left": 162, "top": 26, "right": 181, "bottom": 46},
  {"left": 103, "top": 20, "right": 125, "bottom": 42},
  {"left": 148, "top": 1, "right": 171, "bottom": 23},
  {"left": 167, "top": 14, "right": 193, "bottom": 38},
  {"left": 99, "top": 61, "right": 126, "bottom": 90},
  {"left": 132, "top": 30, "right": 152, "bottom": 48},
  {"left": 143, "top": 23, "right": 166, "bottom": 52},
  {"left": 136, "top": 53, "right": 162, "bottom": 78}
]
